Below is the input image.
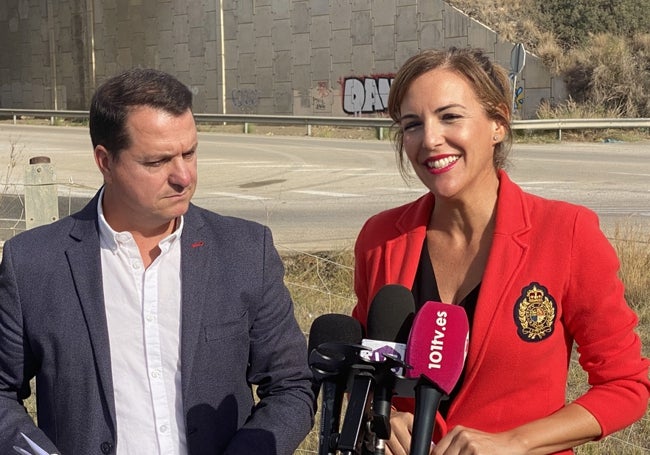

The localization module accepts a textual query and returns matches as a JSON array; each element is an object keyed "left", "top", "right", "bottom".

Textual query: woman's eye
[
  {"left": 442, "top": 113, "right": 462, "bottom": 121},
  {"left": 402, "top": 121, "right": 421, "bottom": 132}
]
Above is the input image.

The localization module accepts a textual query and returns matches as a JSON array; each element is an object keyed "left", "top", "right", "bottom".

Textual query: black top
[{"left": 411, "top": 240, "right": 479, "bottom": 418}]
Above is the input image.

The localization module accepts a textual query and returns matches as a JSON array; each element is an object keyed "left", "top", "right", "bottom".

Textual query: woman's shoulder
[
  {"left": 501, "top": 172, "right": 599, "bottom": 223},
  {"left": 521, "top": 190, "right": 599, "bottom": 223}
]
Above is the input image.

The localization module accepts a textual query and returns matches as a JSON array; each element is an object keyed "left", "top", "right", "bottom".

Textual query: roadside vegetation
[{"left": 447, "top": 0, "right": 650, "bottom": 119}]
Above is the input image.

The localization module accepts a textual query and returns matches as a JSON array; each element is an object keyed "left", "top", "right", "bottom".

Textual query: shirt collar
[{"left": 97, "top": 187, "right": 184, "bottom": 252}]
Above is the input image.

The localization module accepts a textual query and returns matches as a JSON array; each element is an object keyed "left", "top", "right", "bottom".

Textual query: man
[{"left": 0, "top": 68, "right": 314, "bottom": 454}]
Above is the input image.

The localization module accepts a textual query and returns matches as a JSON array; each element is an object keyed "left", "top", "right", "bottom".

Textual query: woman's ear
[
  {"left": 492, "top": 103, "right": 510, "bottom": 142},
  {"left": 492, "top": 122, "right": 506, "bottom": 143}
]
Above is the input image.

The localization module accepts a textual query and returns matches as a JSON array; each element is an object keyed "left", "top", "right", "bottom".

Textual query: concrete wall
[{"left": 0, "top": 0, "right": 566, "bottom": 119}]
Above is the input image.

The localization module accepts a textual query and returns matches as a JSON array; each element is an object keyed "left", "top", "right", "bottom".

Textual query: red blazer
[{"left": 353, "top": 171, "right": 649, "bottom": 451}]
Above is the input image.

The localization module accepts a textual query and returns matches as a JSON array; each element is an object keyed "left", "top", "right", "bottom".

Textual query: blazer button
[{"left": 100, "top": 441, "right": 114, "bottom": 454}]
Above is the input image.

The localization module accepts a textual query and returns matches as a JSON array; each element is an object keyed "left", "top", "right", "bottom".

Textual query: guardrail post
[{"left": 24, "top": 156, "right": 59, "bottom": 230}]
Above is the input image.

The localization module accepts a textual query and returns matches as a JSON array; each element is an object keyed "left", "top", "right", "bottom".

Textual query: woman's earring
[{"left": 493, "top": 135, "right": 499, "bottom": 141}]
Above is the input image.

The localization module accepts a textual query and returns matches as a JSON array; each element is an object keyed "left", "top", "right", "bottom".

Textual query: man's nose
[{"left": 169, "top": 158, "right": 194, "bottom": 187}]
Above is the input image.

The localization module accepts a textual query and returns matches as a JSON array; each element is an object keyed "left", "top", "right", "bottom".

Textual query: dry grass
[{"left": 283, "top": 249, "right": 357, "bottom": 333}]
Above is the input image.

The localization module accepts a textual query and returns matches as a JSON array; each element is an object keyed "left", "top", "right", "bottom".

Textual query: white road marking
[
  {"left": 207, "top": 192, "right": 270, "bottom": 201},
  {"left": 291, "top": 190, "right": 362, "bottom": 198}
]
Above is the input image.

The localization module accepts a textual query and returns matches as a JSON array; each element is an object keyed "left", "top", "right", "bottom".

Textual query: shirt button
[
  {"left": 151, "top": 369, "right": 160, "bottom": 379},
  {"left": 100, "top": 441, "right": 114, "bottom": 454},
  {"left": 146, "top": 314, "right": 154, "bottom": 322},
  {"left": 160, "top": 424, "right": 168, "bottom": 433}
]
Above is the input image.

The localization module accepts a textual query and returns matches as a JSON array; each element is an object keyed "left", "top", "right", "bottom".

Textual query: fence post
[{"left": 24, "top": 156, "right": 59, "bottom": 230}]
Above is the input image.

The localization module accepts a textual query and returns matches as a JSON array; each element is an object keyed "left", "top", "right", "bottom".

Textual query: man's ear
[{"left": 94, "top": 145, "right": 112, "bottom": 182}]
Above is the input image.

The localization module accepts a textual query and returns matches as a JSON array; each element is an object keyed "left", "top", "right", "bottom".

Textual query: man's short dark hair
[{"left": 89, "top": 68, "right": 193, "bottom": 158}]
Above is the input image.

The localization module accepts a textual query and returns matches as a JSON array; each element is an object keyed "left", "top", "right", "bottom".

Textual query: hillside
[{"left": 446, "top": 0, "right": 650, "bottom": 118}]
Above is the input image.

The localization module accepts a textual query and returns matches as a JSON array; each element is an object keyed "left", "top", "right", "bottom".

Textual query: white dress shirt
[{"left": 98, "top": 193, "right": 187, "bottom": 455}]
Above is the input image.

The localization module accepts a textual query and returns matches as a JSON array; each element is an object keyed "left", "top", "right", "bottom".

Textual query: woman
[{"left": 352, "top": 47, "right": 649, "bottom": 454}]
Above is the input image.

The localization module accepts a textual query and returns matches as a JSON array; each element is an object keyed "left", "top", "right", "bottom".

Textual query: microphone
[
  {"left": 362, "top": 284, "right": 415, "bottom": 364},
  {"left": 362, "top": 284, "right": 415, "bottom": 453},
  {"left": 308, "top": 314, "right": 364, "bottom": 455},
  {"left": 405, "top": 301, "right": 469, "bottom": 455}
]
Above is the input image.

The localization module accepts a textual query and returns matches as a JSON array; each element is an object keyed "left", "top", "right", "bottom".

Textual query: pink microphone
[{"left": 405, "top": 301, "right": 469, "bottom": 455}]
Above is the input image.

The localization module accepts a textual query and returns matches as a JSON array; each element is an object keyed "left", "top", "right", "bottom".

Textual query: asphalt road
[{"left": 0, "top": 124, "right": 648, "bottom": 251}]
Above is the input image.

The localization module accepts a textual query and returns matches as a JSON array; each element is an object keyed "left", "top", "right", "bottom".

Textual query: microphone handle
[
  {"left": 410, "top": 379, "right": 443, "bottom": 455},
  {"left": 338, "top": 370, "right": 374, "bottom": 454},
  {"left": 374, "top": 437, "right": 386, "bottom": 455},
  {"left": 319, "top": 380, "right": 344, "bottom": 455}
]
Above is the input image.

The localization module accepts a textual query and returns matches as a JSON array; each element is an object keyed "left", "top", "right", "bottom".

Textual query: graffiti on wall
[
  {"left": 231, "top": 88, "right": 259, "bottom": 112},
  {"left": 341, "top": 75, "right": 394, "bottom": 115},
  {"left": 312, "top": 81, "right": 331, "bottom": 111},
  {"left": 513, "top": 86, "right": 524, "bottom": 110}
]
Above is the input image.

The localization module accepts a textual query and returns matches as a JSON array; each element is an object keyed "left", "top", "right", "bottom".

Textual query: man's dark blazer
[{"left": 0, "top": 192, "right": 315, "bottom": 454}]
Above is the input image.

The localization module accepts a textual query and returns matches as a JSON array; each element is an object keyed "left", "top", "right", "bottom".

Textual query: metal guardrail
[{"left": 1, "top": 108, "right": 648, "bottom": 140}]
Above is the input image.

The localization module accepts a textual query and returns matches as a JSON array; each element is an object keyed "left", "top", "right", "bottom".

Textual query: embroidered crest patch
[{"left": 514, "top": 282, "right": 557, "bottom": 342}]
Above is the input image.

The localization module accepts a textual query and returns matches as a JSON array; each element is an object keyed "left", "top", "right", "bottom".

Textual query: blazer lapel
[
  {"left": 461, "top": 171, "right": 531, "bottom": 385},
  {"left": 179, "top": 205, "right": 212, "bottom": 397},
  {"left": 65, "top": 196, "right": 117, "bottom": 428},
  {"left": 387, "top": 193, "right": 433, "bottom": 287}
]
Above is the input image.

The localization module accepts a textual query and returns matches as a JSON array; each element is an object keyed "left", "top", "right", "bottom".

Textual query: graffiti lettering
[
  {"left": 342, "top": 76, "right": 394, "bottom": 114},
  {"left": 514, "top": 86, "right": 524, "bottom": 110},
  {"left": 312, "top": 81, "right": 331, "bottom": 111},
  {"left": 231, "top": 88, "right": 259, "bottom": 112}
]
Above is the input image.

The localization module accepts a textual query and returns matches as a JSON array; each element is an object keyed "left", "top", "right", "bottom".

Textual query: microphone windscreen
[
  {"left": 308, "top": 313, "right": 363, "bottom": 353},
  {"left": 405, "top": 301, "right": 469, "bottom": 395},
  {"left": 367, "top": 284, "right": 416, "bottom": 343}
]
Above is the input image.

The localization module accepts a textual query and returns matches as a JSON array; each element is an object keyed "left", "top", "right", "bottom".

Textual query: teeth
[{"left": 427, "top": 156, "right": 459, "bottom": 169}]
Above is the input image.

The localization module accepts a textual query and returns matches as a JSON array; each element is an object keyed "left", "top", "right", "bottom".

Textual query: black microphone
[
  {"left": 308, "top": 313, "right": 364, "bottom": 455},
  {"left": 404, "top": 301, "right": 469, "bottom": 455},
  {"left": 363, "top": 284, "right": 415, "bottom": 454}
]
